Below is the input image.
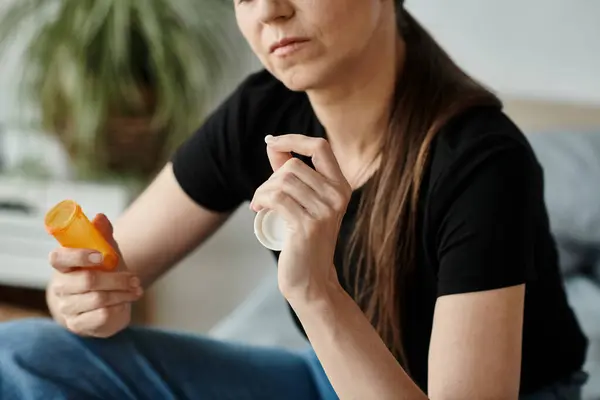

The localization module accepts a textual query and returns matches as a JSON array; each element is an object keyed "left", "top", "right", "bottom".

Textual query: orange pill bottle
[{"left": 44, "top": 200, "right": 119, "bottom": 270}]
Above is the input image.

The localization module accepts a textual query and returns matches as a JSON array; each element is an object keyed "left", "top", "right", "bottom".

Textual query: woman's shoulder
[
  {"left": 433, "top": 105, "right": 532, "bottom": 159},
  {"left": 423, "top": 105, "right": 544, "bottom": 208},
  {"left": 427, "top": 105, "right": 541, "bottom": 186}
]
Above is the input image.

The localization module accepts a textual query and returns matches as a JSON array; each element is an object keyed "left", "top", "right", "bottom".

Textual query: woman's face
[{"left": 234, "top": 0, "right": 390, "bottom": 91}]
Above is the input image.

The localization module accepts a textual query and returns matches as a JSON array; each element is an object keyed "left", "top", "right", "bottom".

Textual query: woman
[{"left": 0, "top": 0, "right": 588, "bottom": 399}]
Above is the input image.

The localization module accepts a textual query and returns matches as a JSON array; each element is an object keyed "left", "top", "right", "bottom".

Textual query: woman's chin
[{"left": 272, "top": 66, "right": 324, "bottom": 92}]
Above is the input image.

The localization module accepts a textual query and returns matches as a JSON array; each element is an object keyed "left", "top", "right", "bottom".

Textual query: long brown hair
[{"left": 344, "top": 5, "right": 502, "bottom": 368}]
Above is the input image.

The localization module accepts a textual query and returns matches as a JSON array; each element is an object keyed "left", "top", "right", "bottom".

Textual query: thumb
[
  {"left": 266, "top": 136, "right": 292, "bottom": 171},
  {"left": 92, "top": 213, "right": 120, "bottom": 252}
]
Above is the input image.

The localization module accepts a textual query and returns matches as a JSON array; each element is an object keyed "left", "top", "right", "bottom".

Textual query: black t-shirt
[{"left": 171, "top": 69, "right": 588, "bottom": 394}]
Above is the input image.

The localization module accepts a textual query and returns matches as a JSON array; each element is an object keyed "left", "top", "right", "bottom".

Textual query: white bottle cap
[{"left": 254, "top": 209, "right": 286, "bottom": 251}]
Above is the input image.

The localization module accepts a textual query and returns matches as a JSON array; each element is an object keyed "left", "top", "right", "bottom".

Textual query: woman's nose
[{"left": 257, "top": 0, "right": 294, "bottom": 25}]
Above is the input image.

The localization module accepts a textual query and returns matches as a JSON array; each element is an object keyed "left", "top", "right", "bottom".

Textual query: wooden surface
[
  {"left": 503, "top": 97, "right": 600, "bottom": 132},
  {"left": 0, "top": 302, "right": 47, "bottom": 322}
]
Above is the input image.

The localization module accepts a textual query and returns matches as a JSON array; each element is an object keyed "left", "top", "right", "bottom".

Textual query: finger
[
  {"left": 265, "top": 134, "right": 345, "bottom": 182},
  {"left": 52, "top": 269, "right": 140, "bottom": 295},
  {"left": 59, "top": 290, "right": 142, "bottom": 316},
  {"left": 93, "top": 213, "right": 113, "bottom": 239},
  {"left": 66, "top": 303, "right": 129, "bottom": 337},
  {"left": 265, "top": 136, "right": 293, "bottom": 171},
  {"left": 276, "top": 157, "right": 323, "bottom": 188},
  {"left": 252, "top": 186, "right": 311, "bottom": 230},
  {"left": 265, "top": 166, "right": 330, "bottom": 217},
  {"left": 250, "top": 178, "right": 284, "bottom": 212},
  {"left": 274, "top": 158, "right": 339, "bottom": 205},
  {"left": 276, "top": 158, "right": 345, "bottom": 209},
  {"left": 252, "top": 169, "right": 322, "bottom": 216},
  {"left": 92, "top": 213, "right": 121, "bottom": 252},
  {"left": 49, "top": 247, "right": 105, "bottom": 272}
]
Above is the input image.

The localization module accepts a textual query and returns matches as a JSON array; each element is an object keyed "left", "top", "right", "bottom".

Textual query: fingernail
[
  {"left": 130, "top": 277, "right": 140, "bottom": 288},
  {"left": 265, "top": 135, "right": 276, "bottom": 144},
  {"left": 88, "top": 253, "right": 103, "bottom": 264}
]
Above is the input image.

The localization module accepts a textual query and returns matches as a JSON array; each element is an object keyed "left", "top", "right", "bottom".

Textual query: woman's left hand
[{"left": 250, "top": 134, "right": 352, "bottom": 301}]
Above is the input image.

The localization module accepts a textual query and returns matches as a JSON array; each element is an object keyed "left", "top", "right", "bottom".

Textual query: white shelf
[{"left": 0, "top": 254, "right": 53, "bottom": 289}]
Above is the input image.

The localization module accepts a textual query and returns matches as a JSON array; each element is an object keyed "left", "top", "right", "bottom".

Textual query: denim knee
[{"left": 0, "top": 318, "right": 66, "bottom": 363}]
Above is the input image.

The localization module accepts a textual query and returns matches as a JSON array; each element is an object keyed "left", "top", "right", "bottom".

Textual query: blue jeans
[{"left": 0, "top": 318, "right": 586, "bottom": 399}]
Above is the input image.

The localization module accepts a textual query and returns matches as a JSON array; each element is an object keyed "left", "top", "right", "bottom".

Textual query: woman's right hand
[{"left": 46, "top": 214, "right": 143, "bottom": 338}]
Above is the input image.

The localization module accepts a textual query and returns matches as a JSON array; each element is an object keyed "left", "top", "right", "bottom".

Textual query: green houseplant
[{"left": 0, "top": 0, "right": 239, "bottom": 183}]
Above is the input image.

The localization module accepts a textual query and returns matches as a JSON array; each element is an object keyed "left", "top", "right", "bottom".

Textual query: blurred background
[{"left": 0, "top": 0, "right": 599, "bottom": 398}]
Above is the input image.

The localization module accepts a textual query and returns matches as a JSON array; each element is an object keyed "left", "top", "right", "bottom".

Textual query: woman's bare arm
[{"left": 112, "top": 163, "right": 233, "bottom": 287}]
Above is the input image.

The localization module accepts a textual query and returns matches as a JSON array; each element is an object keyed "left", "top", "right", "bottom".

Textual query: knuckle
[
  {"left": 314, "top": 137, "right": 328, "bottom": 147},
  {"left": 321, "top": 207, "right": 337, "bottom": 221},
  {"left": 314, "top": 137, "right": 330, "bottom": 151},
  {"left": 283, "top": 157, "right": 303, "bottom": 172},
  {"left": 288, "top": 157, "right": 304, "bottom": 167},
  {"left": 51, "top": 275, "right": 70, "bottom": 296},
  {"left": 95, "top": 308, "right": 111, "bottom": 325},
  {"left": 271, "top": 190, "right": 286, "bottom": 203},
  {"left": 51, "top": 281, "right": 65, "bottom": 296},
  {"left": 57, "top": 299, "right": 72, "bottom": 316},
  {"left": 281, "top": 171, "right": 297, "bottom": 186},
  {"left": 91, "top": 291, "right": 107, "bottom": 308},
  {"left": 333, "top": 194, "right": 347, "bottom": 211}
]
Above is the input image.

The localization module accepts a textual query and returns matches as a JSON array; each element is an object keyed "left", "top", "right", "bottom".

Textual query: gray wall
[{"left": 406, "top": 0, "right": 600, "bottom": 105}]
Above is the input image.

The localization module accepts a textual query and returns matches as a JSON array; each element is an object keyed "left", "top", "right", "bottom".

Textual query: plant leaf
[{"left": 1, "top": 0, "right": 241, "bottom": 181}]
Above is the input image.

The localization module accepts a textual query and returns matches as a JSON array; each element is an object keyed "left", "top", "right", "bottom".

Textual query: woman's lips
[{"left": 270, "top": 38, "right": 310, "bottom": 57}]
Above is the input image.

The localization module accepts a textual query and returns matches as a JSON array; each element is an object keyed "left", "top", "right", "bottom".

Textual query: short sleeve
[
  {"left": 171, "top": 81, "right": 250, "bottom": 213},
  {"left": 434, "top": 139, "right": 539, "bottom": 297}
]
